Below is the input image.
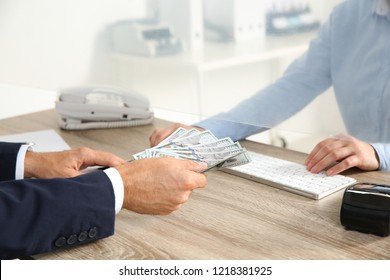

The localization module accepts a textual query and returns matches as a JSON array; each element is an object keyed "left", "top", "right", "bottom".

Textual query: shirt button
[
  {"left": 67, "top": 234, "right": 78, "bottom": 245},
  {"left": 78, "top": 231, "right": 88, "bottom": 242},
  {"left": 54, "top": 237, "right": 66, "bottom": 248},
  {"left": 88, "top": 227, "right": 98, "bottom": 239}
]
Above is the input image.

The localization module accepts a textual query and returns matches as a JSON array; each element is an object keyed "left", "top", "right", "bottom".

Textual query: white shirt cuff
[
  {"left": 103, "top": 167, "right": 124, "bottom": 214},
  {"left": 15, "top": 144, "right": 32, "bottom": 179}
]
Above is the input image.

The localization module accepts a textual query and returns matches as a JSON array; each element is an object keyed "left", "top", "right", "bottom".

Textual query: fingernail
[
  {"left": 326, "top": 170, "right": 334, "bottom": 176},
  {"left": 195, "top": 162, "right": 208, "bottom": 171}
]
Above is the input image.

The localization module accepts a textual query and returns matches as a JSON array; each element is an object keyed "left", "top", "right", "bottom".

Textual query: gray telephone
[{"left": 55, "top": 85, "right": 154, "bottom": 130}]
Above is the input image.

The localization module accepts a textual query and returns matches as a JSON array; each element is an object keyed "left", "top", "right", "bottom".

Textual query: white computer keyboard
[{"left": 221, "top": 151, "right": 356, "bottom": 200}]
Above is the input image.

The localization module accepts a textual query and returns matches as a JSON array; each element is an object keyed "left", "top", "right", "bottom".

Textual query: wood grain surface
[{"left": 1, "top": 110, "right": 389, "bottom": 260}]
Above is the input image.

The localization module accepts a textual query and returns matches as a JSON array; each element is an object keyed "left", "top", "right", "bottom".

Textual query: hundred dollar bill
[
  {"left": 132, "top": 127, "right": 251, "bottom": 171},
  {"left": 170, "top": 128, "right": 200, "bottom": 142},
  {"left": 217, "top": 148, "right": 252, "bottom": 168},
  {"left": 133, "top": 128, "right": 198, "bottom": 159},
  {"left": 156, "top": 127, "right": 188, "bottom": 147},
  {"left": 157, "top": 139, "right": 236, "bottom": 155},
  {"left": 133, "top": 138, "right": 232, "bottom": 160},
  {"left": 202, "top": 149, "right": 248, "bottom": 171},
  {"left": 132, "top": 150, "right": 147, "bottom": 160},
  {"left": 151, "top": 146, "right": 245, "bottom": 171},
  {"left": 163, "top": 137, "right": 234, "bottom": 153},
  {"left": 158, "top": 142, "right": 243, "bottom": 161},
  {"left": 159, "top": 130, "right": 218, "bottom": 149}
]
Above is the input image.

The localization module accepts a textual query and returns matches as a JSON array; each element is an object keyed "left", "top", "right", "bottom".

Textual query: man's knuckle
[
  {"left": 181, "top": 177, "right": 194, "bottom": 189},
  {"left": 76, "top": 147, "right": 91, "bottom": 156}
]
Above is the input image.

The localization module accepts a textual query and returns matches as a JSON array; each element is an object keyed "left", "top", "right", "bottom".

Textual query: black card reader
[{"left": 340, "top": 182, "right": 390, "bottom": 236}]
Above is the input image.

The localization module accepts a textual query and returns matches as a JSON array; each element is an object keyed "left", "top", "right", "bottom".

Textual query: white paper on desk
[{"left": 0, "top": 129, "right": 70, "bottom": 152}]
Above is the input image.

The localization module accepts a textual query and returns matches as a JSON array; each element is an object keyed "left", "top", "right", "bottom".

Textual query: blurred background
[{"left": 0, "top": 0, "right": 343, "bottom": 152}]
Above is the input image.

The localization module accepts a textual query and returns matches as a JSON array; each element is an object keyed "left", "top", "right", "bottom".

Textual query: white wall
[
  {"left": 0, "top": 0, "right": 148, "bottom": 119},
  {"left": 0, "top": 0, "right": 342, "bottom": 92},
  {"left": 0, "top": 0, "right": 147, "bottom": 90},
  {"left": 0, "top": 83, "right": 57, "bottom": 119}
]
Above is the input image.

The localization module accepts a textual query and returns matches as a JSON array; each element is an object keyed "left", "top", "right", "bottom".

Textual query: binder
[
  {"left": 158, "top": 0, "right": 204, "bottom": 50},
  {"left": 204, "top": 0, "right": 265, "bottom": 42}
]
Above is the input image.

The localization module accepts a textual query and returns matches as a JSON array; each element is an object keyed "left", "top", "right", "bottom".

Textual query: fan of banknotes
[{"left": 133, "top": 128, "right": 251, "bottom": 171}]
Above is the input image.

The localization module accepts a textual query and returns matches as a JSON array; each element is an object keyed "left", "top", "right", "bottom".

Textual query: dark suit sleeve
[
  {"left": 0, "top": 171, "right": 116, "bottom": 259},
  {"left": 0, "top": 142, "right": 24, "bottom": 181}
]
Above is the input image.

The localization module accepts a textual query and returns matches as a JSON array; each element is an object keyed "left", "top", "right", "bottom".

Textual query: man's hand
[
  {"left": 116, "top": 157, "right": 207, "bottom": 215},
  {"left": 149, "top": 123, "right": 204, "bottom": 147},
  {"left": 305, "top": 134, "right": 379, "bottom": 175},
  {"left": 24, "top": 147, "right": 125, "bottom": 178}
]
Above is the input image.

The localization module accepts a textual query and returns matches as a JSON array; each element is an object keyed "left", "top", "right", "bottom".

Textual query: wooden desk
[{"left": 1, "top": 110, "right": 390, "bottom": 260}]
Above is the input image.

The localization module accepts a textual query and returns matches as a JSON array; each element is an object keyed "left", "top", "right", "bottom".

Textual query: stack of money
[{"left": 133, "top": 128, "right": 251, "bottom": 171}]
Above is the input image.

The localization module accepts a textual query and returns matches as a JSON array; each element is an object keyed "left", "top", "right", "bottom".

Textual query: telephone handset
[{"left": 55, "top": 85, "right": 154, "bottom": 130}]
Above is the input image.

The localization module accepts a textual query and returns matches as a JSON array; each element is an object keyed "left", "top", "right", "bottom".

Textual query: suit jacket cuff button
[
  {"left": 54, "top": 237, "right": 66, "bottom": 248},
  {"left": 67, "top": 234, "right": 78, "bottom": 245},
  {"left": 78, "top": 231, "right": 88, "bottom": 242},
  {"left": 88, "top": 227, "right": 98, "bottom": 239}
]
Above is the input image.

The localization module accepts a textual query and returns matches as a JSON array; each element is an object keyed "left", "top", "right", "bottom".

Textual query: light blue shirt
[{"left": 195, "top": 0, "right": 390, "bottom": 171}]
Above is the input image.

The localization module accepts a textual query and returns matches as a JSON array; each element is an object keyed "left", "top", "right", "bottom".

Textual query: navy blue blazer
[{"left": 0, "top": 142, "right": 116, "bottom": 259}]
